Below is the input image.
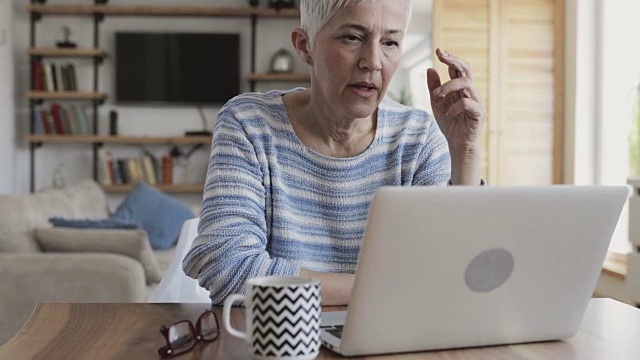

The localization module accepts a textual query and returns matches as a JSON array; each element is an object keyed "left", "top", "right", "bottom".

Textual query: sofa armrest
[
  {"left": 0, "top": 253, "right": 146, "bottom": 345},
  {"left": 35, "top": 228, "right": 162, "bottom": 284}
]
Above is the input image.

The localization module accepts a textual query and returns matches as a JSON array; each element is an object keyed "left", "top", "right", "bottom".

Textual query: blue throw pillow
[
  {"left": 49, "top": 217, "right": 141, "bottom": 229},
  {"left": 111, "top": 182, "right": 195, "bottom": 250}
]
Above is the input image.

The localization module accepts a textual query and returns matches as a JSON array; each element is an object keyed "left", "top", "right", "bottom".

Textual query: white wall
[{"left": 0, "top": 0, "right": 15, "bottom": 194}]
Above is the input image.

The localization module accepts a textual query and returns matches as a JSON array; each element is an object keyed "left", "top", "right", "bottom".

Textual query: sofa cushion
[
  {"left": 0, "top": 231, "right": 41, "bottom": 253},
  {"left": 0, "top": 180, "right": 109, "bottom": 253},
  {"left": 111, "top": 182, "right": 195, "bottom": 250},
  {"left": 35, "top": 227, "right": 162, "bottom": 284}
]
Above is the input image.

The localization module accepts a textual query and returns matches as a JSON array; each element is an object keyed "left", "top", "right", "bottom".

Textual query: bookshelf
[{"left": 26, "top": 2, "right": 307, "bottom": 193}]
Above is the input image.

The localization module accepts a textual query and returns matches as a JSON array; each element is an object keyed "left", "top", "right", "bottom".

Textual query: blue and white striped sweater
[{"left": 183, "top": 88, "right": 451, "bottom": 304}]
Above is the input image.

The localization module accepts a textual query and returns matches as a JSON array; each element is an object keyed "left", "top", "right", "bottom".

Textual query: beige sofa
[{"left": 0, "top": 180, "right": 175, "bottom": 345}]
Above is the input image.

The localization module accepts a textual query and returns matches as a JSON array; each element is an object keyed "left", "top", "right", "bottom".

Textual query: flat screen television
[{"left": 115, "top": 32, "right": 240, "bottom": 105}]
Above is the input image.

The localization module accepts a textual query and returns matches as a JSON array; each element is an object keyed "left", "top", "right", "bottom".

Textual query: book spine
[
  {"left": 117, "top": 159, "right": 129, "bottom": 184},
  {"left": 69, "top": 63, "right": 78, "bottom": 91},
  {"left": 50, "top": 63, "right": 58, "bottom": 91},
  {"left": 66, "top": 105, "right": 78, "bottom": 135},
  {"left": 32, "top": 109, "right": 43, "bottom": 134},
  {"left": 47, "top": 112, "right": 56, "bottom": 135},
  {"left": 58, "top": 64, "right": 71, "bottom": 91},
  {"left": 105, "top": 150, "right": 117, "bottom": 185},
  {"left": 55, "top": 63, "right": 64, "bottom": 91},
  {"left": 50, "top": 103, "right": 64, "bottom": 134},
  {"left": 82, "top": 107, "right": 92, "bottom": 134},
  {"left": 143, "top": 150, "right": 161, "bottom": 184},
  {"left": 60, "top": 106, "right": 71, "bottom": 134},
  {"left": 142, "top": 155, "right": 157, "bottom": 185},
  {"left": 44, "top": 62, "right": 53, "bottom": 92},
  {"left": 162, "top": 156, "right": 173, "bottom": 184},
  {"left": 74, "top": 105, "right": 88, "bottom": 135},
  {"left": 97, "top": 148, "right": 112, "bottom": 185},
  {"left": 33, "top": 59, "right": 43, "bottom": 91},
  {"left": 127, "top": 158, "right": 141, "bottom": 183},
  {"left": 112, "top": 158, "right": 123, "bottom": 185},
  {"left": 40, "top": 109, "right": 50, "bottom": 134}
]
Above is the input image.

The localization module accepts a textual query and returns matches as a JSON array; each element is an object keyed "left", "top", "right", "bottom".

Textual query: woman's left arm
[{"left": 426, "top": 48, "right": 486, "bottom": 185}]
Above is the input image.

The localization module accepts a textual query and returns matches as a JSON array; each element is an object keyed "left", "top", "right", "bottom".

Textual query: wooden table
[{"left": 1, "top": 298, "right": 639, "bottom": 359}]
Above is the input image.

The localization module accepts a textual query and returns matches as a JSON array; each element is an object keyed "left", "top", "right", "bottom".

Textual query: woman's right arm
[
  {"left": 299, "top": 269, "right": 354, "bottom": 306},
  {"left": 182, "top": 107, "right": 300, "bottom": 304}
]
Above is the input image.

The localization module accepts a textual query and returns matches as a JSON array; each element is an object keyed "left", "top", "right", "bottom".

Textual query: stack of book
[
  {"left": 33, "top": 60, "right": 78, "bottom": 92},
  {"left": 97, "top": 149, "right": 174, "bottom": 186},
  {"left": 32, "top": 103, "right": 91, "bottom": 135}
]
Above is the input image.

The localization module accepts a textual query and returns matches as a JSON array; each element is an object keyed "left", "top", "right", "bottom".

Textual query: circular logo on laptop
[{"left": 464, "top": 248, "right": 514, "bottom": 293}]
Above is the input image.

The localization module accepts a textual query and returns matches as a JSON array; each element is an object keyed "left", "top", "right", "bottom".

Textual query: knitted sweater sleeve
[
  {"left": 411, "top": 113, "right": 451, "bottom": 186},
  {"left": 182, "top": 106, "right": 300, "bottom": 304}
]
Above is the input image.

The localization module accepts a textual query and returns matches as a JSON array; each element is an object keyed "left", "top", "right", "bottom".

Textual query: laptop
[{"left": 320, "top": 185, "right": 628, "bottom": 356}]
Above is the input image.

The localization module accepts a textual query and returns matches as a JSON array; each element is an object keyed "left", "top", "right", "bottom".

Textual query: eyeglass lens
[
  {"left": 199, "top": 311, "right": 219, "bottom": 341},
  {"left": 168, "top": 322, "right": 196, "bottom": 354}
]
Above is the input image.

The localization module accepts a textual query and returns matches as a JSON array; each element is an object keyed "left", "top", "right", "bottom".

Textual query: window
[
  {"left": 388, "top": 33, "right": 432, "bottom": 112},
  {"left": 585, "top": 0, "right": 640, "bottom": 253}
]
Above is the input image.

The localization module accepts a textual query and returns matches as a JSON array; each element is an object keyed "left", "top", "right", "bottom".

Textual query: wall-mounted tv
[{"left": 115, "top": 32, "right": 240, "bottom": 105}]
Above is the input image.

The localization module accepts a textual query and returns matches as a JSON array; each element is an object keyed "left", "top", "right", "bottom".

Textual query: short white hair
[{"left": 300, "top": 0, "right": 413, "bottom": 49}]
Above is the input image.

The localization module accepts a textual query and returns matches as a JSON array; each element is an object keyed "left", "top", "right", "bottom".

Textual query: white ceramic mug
[{"left": 223, "top": 276, "right": 322, "bottom": 360}]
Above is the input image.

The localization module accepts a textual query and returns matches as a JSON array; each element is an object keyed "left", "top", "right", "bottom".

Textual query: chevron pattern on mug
[{"left": 250, "top": 283, "right": 321, "bottom": 358}]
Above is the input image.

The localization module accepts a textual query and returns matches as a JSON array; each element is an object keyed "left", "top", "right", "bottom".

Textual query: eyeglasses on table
[{"left": 158, "top": 309, "right": 220, "bottom": 358}]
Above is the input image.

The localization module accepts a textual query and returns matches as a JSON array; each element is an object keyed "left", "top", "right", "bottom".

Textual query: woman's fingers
[
  {"left": 426, "top": 68, "right": 443, "bottom": 102},
  {"left": 436, "top": 48, "right": 474, "bottom": 81},
  {"left": 431, "top": 77, "right": 481, "bottom": 102}
]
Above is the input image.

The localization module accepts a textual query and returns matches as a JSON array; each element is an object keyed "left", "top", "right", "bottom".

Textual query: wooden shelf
[
  {"left": 247, "top": 73, "right": 310, "bottom": 82},
  {"left": 27, "top": 47, "right": 108, "bottom": 58},
  {"left": 248, "top": 7, "right": 300, "bottom": 18},
  {"left": 27, "top": 4, "right": 300, "bottom": 18},
  {"left": 26, "top": 91, "right": 107, "bottom": 101},
  {"left": 26, "top": 135, "right": 212, "bottom": 145},
  {"left": 102, "top": 183, "right": 204, "bottom": 194}
]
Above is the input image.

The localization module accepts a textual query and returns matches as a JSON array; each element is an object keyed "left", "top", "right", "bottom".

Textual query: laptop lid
[{"left": 335, "top": 185, "right": 628, "bottom": 356}]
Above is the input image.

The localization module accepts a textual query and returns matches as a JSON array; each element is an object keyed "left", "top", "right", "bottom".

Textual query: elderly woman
[{"left": 183, "top": 0, "right": 485, "bottom": 305}]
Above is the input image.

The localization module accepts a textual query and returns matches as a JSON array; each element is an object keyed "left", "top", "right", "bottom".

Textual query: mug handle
[{"left": 223, "top": 294, "right": 248, "bottom": 340}]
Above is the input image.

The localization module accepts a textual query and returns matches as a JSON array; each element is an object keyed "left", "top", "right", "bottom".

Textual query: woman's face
[{"left": 309, "top": 1, "right": 407, "bottom": 119}]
